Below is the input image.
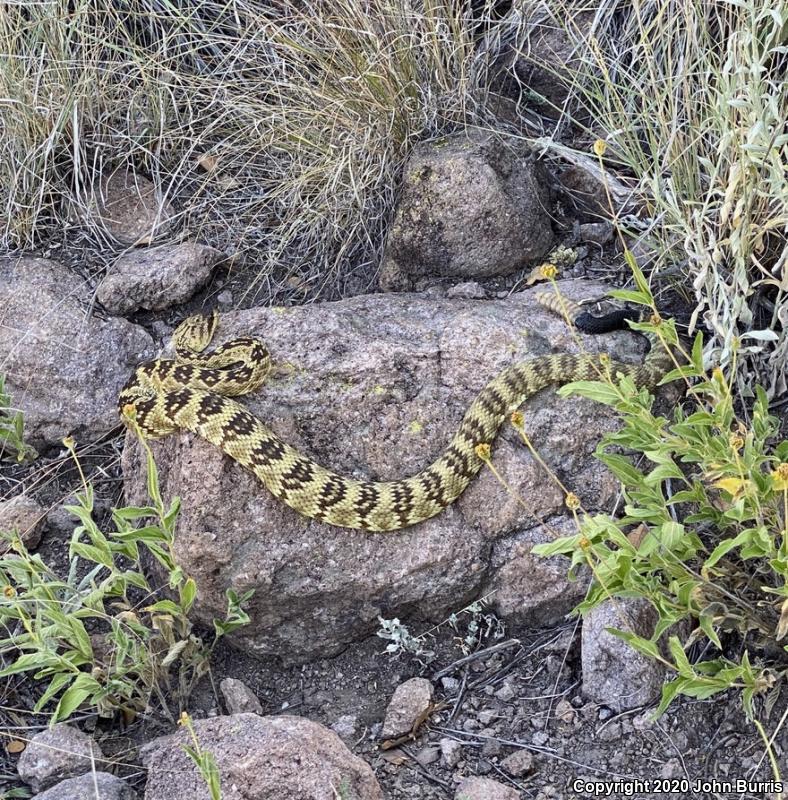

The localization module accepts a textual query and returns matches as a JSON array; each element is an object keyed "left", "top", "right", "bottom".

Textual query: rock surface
[
  {"left": 380, "top": 133, "right": 553, "bottom": 289},
  {"left": 381, "top": 677, "right": 434, "bottom": 739},
  {"left": 122, "top": 280, "right": 650, "bottom": 661},
  {"left": 512, "top": 11, "right": 596, "bottom": 112},
  {"left": 0, "top": 256, "right": 154, "bottom": 448},
  {"left": 17, "top": 724, "right": 104, "bottom": 793},
  {"left": 86, "top": 171, "right": 175, "bottom": 245},
  {"left": 455, "top": 776, "right": 520, "bottom": 800},
  {"left": 581, "top": 597, "right": 667, "bottom": 711},
  {"left": 141, "top": 713, "right": 383, "bottom": 800},
  {"left": 97, "top": 242, "right": 223, "bottom": 315},
  {"left": 32, "top": 772, "right": 138, "bottom": 800},
  {"left": 0, "top": 494, "right": 45, "bottom": 554},
  {"left": 487, "top": 520, "right": 591, "bottom": 626}
]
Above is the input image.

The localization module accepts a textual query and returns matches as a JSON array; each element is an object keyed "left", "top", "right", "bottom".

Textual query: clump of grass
[
  {"left": 0, "top": 436, "right": 252, "bottom": 722},
  {"left": 542, "top": 0, "right": 787, "bottom": 394},
  {"left": 0, "top": 0, "right": 528, "bottom": 299}
]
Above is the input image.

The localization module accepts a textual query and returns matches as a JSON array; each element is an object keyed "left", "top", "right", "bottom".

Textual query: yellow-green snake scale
[{"left": 119, "top": 293, "right": 672, "bottom": 531}]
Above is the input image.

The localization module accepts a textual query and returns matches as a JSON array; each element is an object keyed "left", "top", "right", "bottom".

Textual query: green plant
[
  {"left": 532, "top": 275, "right": 787, "bottom": 718},
  {"left": 0, "top": 374, "right": 36, "bottom": 463},
  {"left": 0, "top": 436, "right": 252, "bottom": 722},
  {"left": 377, "top": 593, "right": 504, "bottom": 661},
  {"left": 544, "top": 0, "right": 787, "bottom": 395},
  {"left": 179, "top": 712, "right": 222, "bottom": 800}
]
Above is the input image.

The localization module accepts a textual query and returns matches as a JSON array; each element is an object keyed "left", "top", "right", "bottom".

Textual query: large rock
[
  {"left": 512, "top": 10, "right": 596, "bottom": 112},
  {"left": 32, "top": 772, "right": 138, "bottom": 800},
  {"left": 581, "top": 597, "right": 667, "bottom": 711},
  {"left": 122, "top": 280, "right": 650, "bottom": 661},
  {"left": 97, "top": 242, "right": 224, "bottom": 315},
  {"left": 141, "top": 714, "right": 383, "bottom": 800},
  {"left": 17, "top": 724, "right": 103, "bottom": 793},
  {"left": 0, "top": 256, "right": 154, "bottom": 448},
  {"left": 379, "top": 133, "right": 553, "bottom": 289}
]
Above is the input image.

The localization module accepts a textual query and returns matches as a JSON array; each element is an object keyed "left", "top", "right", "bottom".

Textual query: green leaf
[
  {"left": 53, "top": 673, "right": 101, "bottom": 722},
  {"left": 34, "top": 673, "right": 74, "bottom": 712},
  {"left": 557, "top": 380, "right": 622, "bottom": 406},
  {"left": 608, "top": 288, "right": 651, "bottom": 306},
  {"left": 608, "top": 628, "right": 661, "bottom": 660},
  {"left": 180, "top": 578, "right": 197, "bottom": 613},
  {"left": 654, "top": 677, "right": 687, "bottom": 716}
]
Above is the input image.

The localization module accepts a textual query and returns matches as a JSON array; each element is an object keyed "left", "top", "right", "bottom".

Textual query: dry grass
[
  {"left": 539, "top": 0, "right": 787, "bottom": 395},
  {"left": 0, "top": 0, "right": 529, "bottom": 300}
]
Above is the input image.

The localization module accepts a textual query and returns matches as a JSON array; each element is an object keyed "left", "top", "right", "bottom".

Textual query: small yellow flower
[
  {"left": 728, "top": 433, "right": 744, "bottom": 451},
  {"left": 538, "top": 263, "right": 558, "bottom": 280},
  {"left": 475, "top": 443, "right": 491, "bottom": 461},
  {"left": 592, "top": 139, "right": 607, "bottom": 157},
  {"left": 510, "top": 411, "right": 524, "bottom": 429},
  {"left": 62, "top": 436, "right": 76, "bottom": 450},
  {"left": 3, "top": 585, "right": 16, "bottom": 598},
  {"left": 649, "top": 312, "right": 663, "bottom": 327},
  {"left": 178, "top": 711, "right": 191, "bottom": 726},
  {"left": 599, "top": 353, "right": 611, "bottom": 366},
  {"left": 771, "top": 462, "right": 788, "bottom": 491},
  {"left": 122, "top": 403, "right": 136, "bottom": 419},
  {"left": 565, "top": 492, "right": 581, "bottom": 511},
  {"left": 579, "top": 536, "right": 591, "bottom": 551}
]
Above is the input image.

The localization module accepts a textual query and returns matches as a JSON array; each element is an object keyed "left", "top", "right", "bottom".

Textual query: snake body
[{"left": 119, "top": 294, "right": 671, "bottom": 531}]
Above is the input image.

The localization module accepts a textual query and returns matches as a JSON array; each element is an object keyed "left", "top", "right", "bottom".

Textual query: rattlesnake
[{"left": 118, "top": 293, "right": 672, "bottom": 531}]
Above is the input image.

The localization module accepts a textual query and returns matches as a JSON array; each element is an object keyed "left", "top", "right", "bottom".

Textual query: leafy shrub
[
  {"left": 0, "top": 436, "right": 252, "bottom": 722},
  {"left": 533, "top": 276, "right": 787, "bottom": 718}
]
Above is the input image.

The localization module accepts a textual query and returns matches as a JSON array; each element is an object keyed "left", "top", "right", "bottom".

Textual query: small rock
[
  {"left": 477, "top": 710, "right": 497, "bottom": 726},
  {"left": 440, "top": 737, "right": 463, "bottom": 768},
  {"left": 414, "top": 745, "right": 440, "bottom": 766},
  {"left": 447, "top": 281, "right": 487, "bottom": 300},
  {"left": 219, "top": 677, "right": 263, "bottom": 715},
  {"left": 32, "top": 772, "right": 138, "bottom": 800},
  {"left": 330, "top": 714, "right": 358, "bottom": 741},
  {"left": 97, "top": 242, "right": 224, "bottom": 315},
  {"left": 481, "top": 738, "right": 502, "bottom": 758},
  {"left": 441, "top": 676, "right": 460, "bottom": 694},
  {"left": 87, "top": 171, "right": 175, "bottom": 245},
  {"left": 381, "top": 677, "right": 433, "bottom": 739},
  {"left": 531, "top": 731, "right": 549, "bottom": 747},
  {"left": 455, "top": 776, "right": 520, "bottom": 800},
  {"left": 578, "top": 221, "right": 614, "bottom": 246},
  {"left": 659, "top": 758, "right": 683, "bottom": 780},
  {"left": 494, "top": 683, "right": 516, "bottom": 703},
  {"left": 581, "top": 597, "right": 667, "bottom": 711},
  {"left": 216, "top": 289, "right": 234, "bottom": 307},
  {"left": 555, "top": 699, "right": 575, "bottom": 724},
  {"left": 0, "top": 495, "right": 45, "bottom": 554},
  {"left": 500, "top": 749, "right": 535, "bottom": 777},
  {"left": 597, "top": 722, "right": 623, "bottom": 742},
  {"left": 17, "top": 724, "right": 103, "bottom": 793}
]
